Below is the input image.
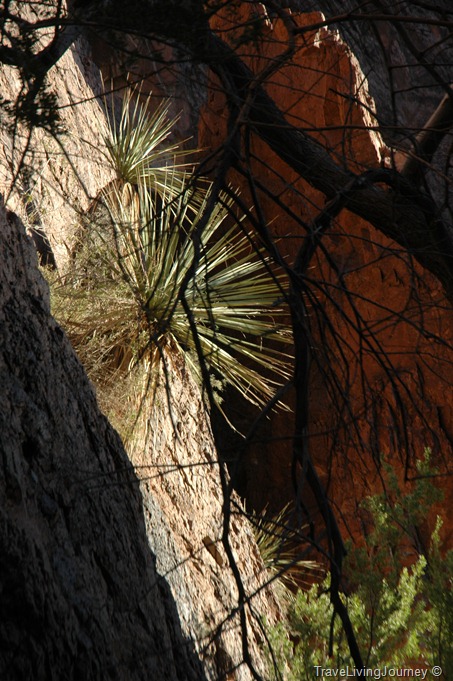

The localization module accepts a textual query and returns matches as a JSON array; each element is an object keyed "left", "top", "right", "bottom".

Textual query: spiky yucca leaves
[
  {"left": 88, "top": 174, "right": 292, "bottom": 408},
  {"left": 104, "top": 88, "right": 193, "bottom": 202}
]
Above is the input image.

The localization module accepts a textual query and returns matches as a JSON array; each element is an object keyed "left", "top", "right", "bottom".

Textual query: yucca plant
[
  {"left": 52, "top": 90, "right": 292, "bottom": 441},
  {"left": 85, "top": 174, "right": 291, "bottom": 404}
]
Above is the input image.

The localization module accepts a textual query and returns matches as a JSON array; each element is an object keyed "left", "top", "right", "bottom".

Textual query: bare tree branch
[
  {"left": 397, "top": 90, "right": 453, "bottom": 181},
  {"left": 204, "top": 30, "right": 453, "bottom": 300}
]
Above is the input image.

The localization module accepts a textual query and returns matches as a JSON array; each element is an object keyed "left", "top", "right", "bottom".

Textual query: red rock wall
[{"left": 199, "top": 5, "right": 453, "bottom": 550}]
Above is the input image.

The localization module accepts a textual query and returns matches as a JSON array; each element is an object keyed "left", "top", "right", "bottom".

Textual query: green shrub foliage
[{"left": 267, "top": 452, "right": 452, "bottom": 679}]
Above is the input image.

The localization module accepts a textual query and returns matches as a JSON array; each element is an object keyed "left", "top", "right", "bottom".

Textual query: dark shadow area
[{"left": 0, "top": 206, "right": 207, "bottom": 681}]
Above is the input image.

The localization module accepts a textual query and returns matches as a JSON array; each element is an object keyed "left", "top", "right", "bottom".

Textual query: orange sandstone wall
[{"left": 200, "top": 5, "right": 453, "bottom": 550}]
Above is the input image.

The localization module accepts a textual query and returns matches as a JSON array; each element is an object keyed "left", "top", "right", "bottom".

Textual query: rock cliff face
[
  {"left": 0, "top": 202, "right": 206, "bottom": 680},
  {"left": 0, "top": 29, "right": 279, "bottom": 681},
  {"left": 0, "top": 188, "right": 278, "bottom": 681},
  {"left": 308, "top": 0, "right": 453, "bottom": 146},
  {"left": 0, "top": 31, "right": 115, "bottom": 268}
]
